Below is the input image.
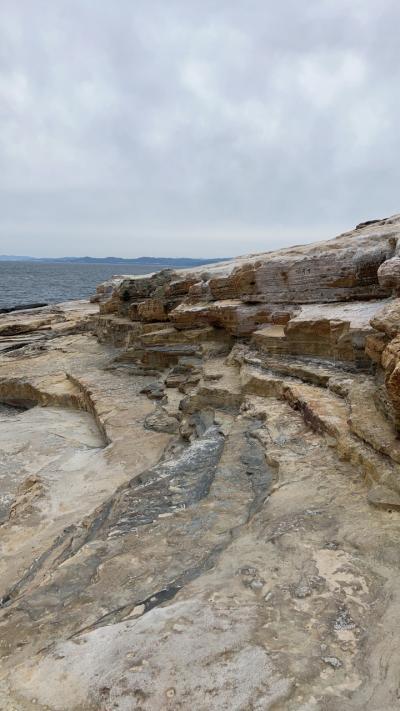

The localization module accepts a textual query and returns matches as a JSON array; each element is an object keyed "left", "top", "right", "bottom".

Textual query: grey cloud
[{"left": 1, "top": 0, "right": 400, "bottom": 257}]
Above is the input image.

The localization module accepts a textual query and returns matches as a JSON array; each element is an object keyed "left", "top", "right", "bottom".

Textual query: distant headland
[{"left": 0, "top": 255, "right": 228, "bottom": 267}]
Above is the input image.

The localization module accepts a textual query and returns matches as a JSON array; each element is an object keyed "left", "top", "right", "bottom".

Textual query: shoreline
[
  {"left": 0, "top": 302, "right": 49, "bottom": 314},
  {"left": 1, "top": 215, "right": 400, "bottom": 708}
]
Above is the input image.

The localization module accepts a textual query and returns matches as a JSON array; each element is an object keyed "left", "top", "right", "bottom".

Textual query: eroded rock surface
[{"left": 2, "top": 217, "right": 400, "bottom": 709}]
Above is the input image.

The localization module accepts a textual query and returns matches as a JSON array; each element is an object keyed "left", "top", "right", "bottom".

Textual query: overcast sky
[{"left": 1, "top": 1, "right": 400, "bottom": 258}]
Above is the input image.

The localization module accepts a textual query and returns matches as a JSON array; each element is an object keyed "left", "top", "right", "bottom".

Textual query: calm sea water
[{"left": 0, "top": 261, "right": 156, "bottom": 310}]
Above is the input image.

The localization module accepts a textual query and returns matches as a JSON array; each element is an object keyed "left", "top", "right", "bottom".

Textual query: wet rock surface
[{"left": 2, "top": 218, "right": 400, "bottom": 708}]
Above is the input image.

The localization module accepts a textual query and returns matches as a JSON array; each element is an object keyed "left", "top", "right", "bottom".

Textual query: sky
[{"left": 1, "top": 0, "right": 400, "bottom": 258}]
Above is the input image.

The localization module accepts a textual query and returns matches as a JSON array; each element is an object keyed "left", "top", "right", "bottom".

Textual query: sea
[{"left": 0, "top": 261, "right": 157, "bottom": 310}]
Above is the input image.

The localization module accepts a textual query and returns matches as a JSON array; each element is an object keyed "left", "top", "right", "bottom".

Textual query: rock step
[
  {"left": 348, "top": 381, "right": 400, "bottom": 464},
  {"left": 251, "top": 300, "right": 383, "bottom": 367},
  {"left": 182, "top": 358, "right": 243, "bottom": 413},
  {"left": 234, "top": 345, "right": 400, "bottom": 466},
  {"left": 239, "top": 349, "right": 400, "bottom": 460},
  {"left": 96, "top": 315, "right": 172, "bottom": 348},
  {"left": 239, "top": 363, "right": 400, "bottom": 501},
  {"left": 170, "top": 300, "right": 294, "bottom": 335},
  {"left": 139, "top": 325, "right": 229, "bottom": 346},
  {"left": 233, "top": 346, "right": 363, "bottom": 388},
  {"left": 0, "top": 372, "right": 85, "bottom": 411},
  {"left": 115, "top": 344, "right": 203, "bottom": 370}
]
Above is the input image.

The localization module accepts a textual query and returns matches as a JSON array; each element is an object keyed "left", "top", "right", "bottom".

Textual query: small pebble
[
  {"left": 238, "top": 567, "right": 257, "bottom": 576},
  {"left": 294, "top": 583, "right": 311, "bottom": 599},
  {"left": 334, "top": 609, "right": 355, "bottom": 631},
  {"left": 172, "top": 623, "right": 185, "bottom": 632},
  {"left": 322, "top": 656, "right": 342, "bottom": 669}
]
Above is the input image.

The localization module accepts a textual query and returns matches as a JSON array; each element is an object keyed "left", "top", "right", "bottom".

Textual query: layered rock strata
[{"left": 2, "top": 216, "right": 400, "bottom": 708}]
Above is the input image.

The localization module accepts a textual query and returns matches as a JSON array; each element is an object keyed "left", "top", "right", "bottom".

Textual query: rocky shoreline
[
  {"left": 0, "top": 303, "right": 49, "bottom": 315},
  {"left": 1, "top": 216, "right": 400, "bottom": 709}
]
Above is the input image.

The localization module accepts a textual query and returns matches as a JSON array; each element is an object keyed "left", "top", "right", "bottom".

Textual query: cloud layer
[{"left": 1, "top": 0, "right": 400, "bottom": 257}]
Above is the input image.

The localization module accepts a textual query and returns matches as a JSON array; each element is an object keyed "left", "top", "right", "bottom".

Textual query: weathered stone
[
  {"left": 137, "top": 298, "right": 168, "bottom": 322},
  {"left": 378, "top": 257, "right": 400, "bottom": 295},
  {"left": 187, "top": 280, "right": 213, "bottom": 301},
  {"left": 140, "top": 382, "right": 166, "bottom": 399},
  {"left": 370, "top": 298, "right": 400, "bottom": 338},
  {"left": 144, "top": 406, "right": 179, "bottom": 433},
  {"left": 365, "top": 332, "right": 388, "bottom": 364},
  {"left": 348, "top": 381, "right": 400, "bottom": 462},
  {"left": 95, "top": 216, "right": 400, "bottom": 324},
  {"left": 165, "top": 277, "right": 198, "bottom": 298},
  {"left": 253, "top": 301, "right": 382, "bottom": 365},
  {"left": 169, "top": 302, "right": 212, "bottom": 329},
  {"left": 116, "top": 269, "right": 177, "bottom": 315},
  {"left": 368, "top": 485, "right": 400, "bottom": 510},
  {"left": 381, "top": 335, "right": 400, "bottom": 425},
  {"left": 90, "top": 275, "right": 126, "bottom": 306},
  {"left": 207, "top": 222, "right": 396, "bottom": 304},
  {"left": 0, "top": 315, "right": 54, "bottom": 336},
  {"left": 170, "top": 299, "right": 294, "bottom": 336},
  {"left": 4, "top": 216, "right": 400, "bottom": 709},
  {"left": 119, "top": 343, "right": 201, "bottom": 370},
  {"left": 322, "top": 656, "right": 343, "bottom": 669}
]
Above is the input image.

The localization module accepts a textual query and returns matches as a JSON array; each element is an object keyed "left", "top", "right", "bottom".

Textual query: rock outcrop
[{"left": 2, "top": 215, "right": 400, "bottom": 709}]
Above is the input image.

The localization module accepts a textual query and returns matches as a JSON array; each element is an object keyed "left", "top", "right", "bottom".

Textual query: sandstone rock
[
  {"left": 170, "top": 299, "right": 294, "bottom": 336},
  {"left": 140, "top": 382, "right": 166, "bottom": 400},
  {"left": 370, "top": 298, "right": 400, "bottom": 338},
  {"left": 0, "top": 315, "right": 54, "bottom": 336},
  {"left": 116, "top": 269, "right": 177, "bottom": 315},
  {"left": 139, "top": 325, "right": 218, "bottom": 346},
  {"left": 378, "top": 257, "right": 400, "bottom": 295},
  {"left": 96, "top": 315, "right": 144, "bottom": 347},
  {"left": 8, "top": 473, "right": 45, "bottom": 520},
  {"left": 382, "top": 335, "right": 400, "bottom": 425},
  {"left": 100, "top": 216, "right": 400, "bottom": 325},
  {"left": 348, "top": 381, "right": 400, "bottom": 462},
  {"left": 4, "top": 216, "right": 400, "bottom": 709},
  {"left": 187, "top": 280, "right": 213, "bottom": 301},
  {"left": 365, "top": 332, "right": 388, "bottom": 364},
  {"left": 368, "top": 484, "right": 400, "bottom": 510},
  {"left": 253, "top": 301, "right": 382, "bottom": 365},
  {"left": 119, "top": 343, "right": 201, "bottom": 370},
  {"left": 165, "top": 276, "right": 198, "bottom": 298},
  {"left": 208, "top": 223, "right": 396, "bottom": 304},
  {"left": 207, "top": 301, "right": 294, "bottom": 336},
  {"left": 137, "top": 298, "right": 168, "bottom": 322},
  {"left": 144, "top": 406, "right": 179, "bottom": 433},
  {"left": 90, "top": 275, "right": 126, "bottom": 305},
  {"left": 169, "top": 302, "right": 211, "bottom": 329}
]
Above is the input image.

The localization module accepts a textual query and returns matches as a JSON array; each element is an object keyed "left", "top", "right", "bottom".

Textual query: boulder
[
  {"left": 378, "top": 257, "right": 400, "bottom": 295},
  {"left": 137, "top": 298, "right": 168, "bottom": 322},
  {"left": 370, "top": 298, "right": 400, "bottom": 338}
]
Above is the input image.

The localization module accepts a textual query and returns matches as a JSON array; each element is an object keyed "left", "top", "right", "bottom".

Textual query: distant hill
[{"left": 0, "top": 255, "right": 228, "bottom": 267}]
